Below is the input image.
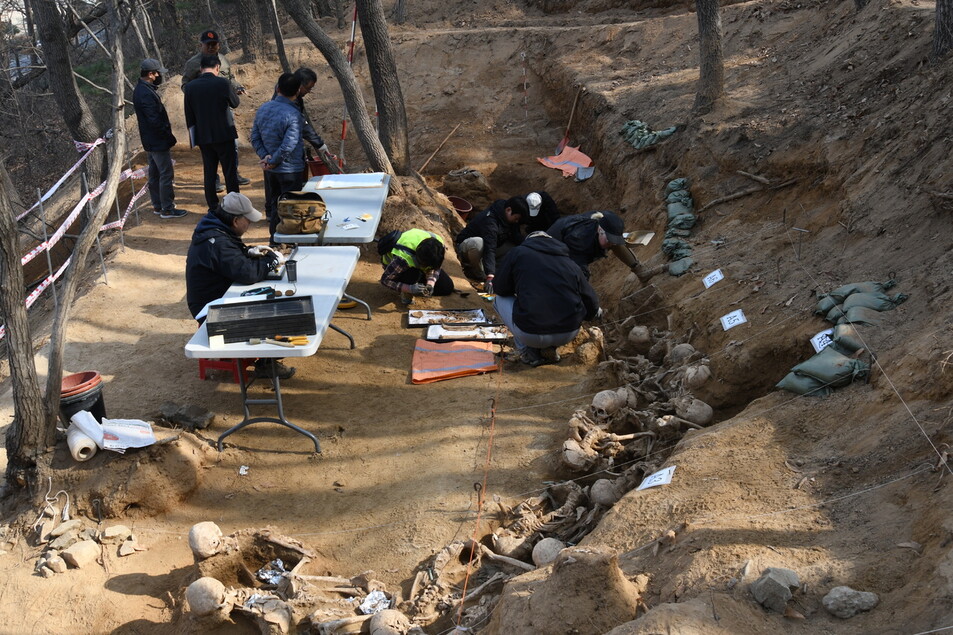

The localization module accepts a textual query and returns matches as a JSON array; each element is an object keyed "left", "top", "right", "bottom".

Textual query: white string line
[
  {"left": 780, "top": 228, "right": 953, "bottom": 477},
  {"left": 911, "top": 625, "right": 953, "bottom": 635}
]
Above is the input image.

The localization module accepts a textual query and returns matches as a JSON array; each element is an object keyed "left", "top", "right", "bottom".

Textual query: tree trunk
[
  {"left": 693, "top": 0, "right": 724, "bottom": 116},
  {"left": 0, "top": 165, "right": 51, "bottom": 493},
  {"left": 280, "top": 0, "right": 398, "bottom": 181},
  {"left": 357, "top": 0, "right": 411, "bottom": 175},
  {"left": 933, "top": 0, "right": 953, "bottom": 62},
  {"left": 238, "top": 0, "right": 265, "bottom": 62},
  {"left": 392, "top": 0, "right": 407, "bottom": 25},
  {"left": 43, "top": 0, "right": 127, "bottom": 432},
  {"left": 32, "top": 0, "right": 103, "bottom": 185},
  {"left": 268, "top": 0, "right": 292, "bottom": 74}
]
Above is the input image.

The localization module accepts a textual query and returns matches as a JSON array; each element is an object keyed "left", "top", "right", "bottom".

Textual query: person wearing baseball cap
[
  {"left": 547, "top": 210, "right": 664, "bottom": 282},
  {"left": 133, "top": 58, "right": 187, "bottom": 218},
  {"left": 453, "top": 196, "right": 528, "bottom": 293},
  {"left": 182, "top": 29, "right": 250, "bottom": 189},
  {"left": 523, "top": 190, "right": 560, "bottom": 234},
  {"left": 185, "top": 192, "right": 275, "bottom": 321}
]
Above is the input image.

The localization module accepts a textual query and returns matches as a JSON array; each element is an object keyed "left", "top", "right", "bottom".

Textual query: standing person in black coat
[
  {"left": 183, "top": 54, "right": 241, "bottom": 212},
  {"left": 132, "top": 59, "right": 186, "bottom": 218},
  {"left": 493, "top": 231, "right": 601, "bottom": 367},
  {"left": 453, "top": 196, "right": 528, "bottom": 291},
  {"left": 547, "top": 210, "right": 663, "bottom": 282}
]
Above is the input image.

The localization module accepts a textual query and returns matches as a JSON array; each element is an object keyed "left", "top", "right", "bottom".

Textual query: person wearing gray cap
[
  {"left": 547, "top": 210, "right": 664, "bottom": 282},
  {"left": 133, "top": 59, "right": 186, "bottom": 218}
]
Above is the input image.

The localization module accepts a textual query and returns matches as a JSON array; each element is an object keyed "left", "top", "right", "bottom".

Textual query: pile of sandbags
[
  {"left": 620, "top": 119, "right": 677, "bottom": 150},
  {"left": 660, "top": 178, "right": 696, "bottom": 276}
]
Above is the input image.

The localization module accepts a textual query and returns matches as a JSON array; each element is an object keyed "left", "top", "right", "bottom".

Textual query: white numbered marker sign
[
  {"left": 720, "top": 309, "right": 747, "bottom": 331},
  {"left": 637, "top": 466, "right": 676, "bottom": 491},
  {"left": 810, "top": 328, "right": 834, "bottom": 353},
  {"left": 703, "top": 269, "right": 724, "bottom": 289}
]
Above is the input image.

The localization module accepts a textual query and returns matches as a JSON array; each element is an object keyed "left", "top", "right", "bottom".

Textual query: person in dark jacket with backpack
[
  {"left": 547, "top": 210, "right": 663, "bottom": 282},
  {"left": 493, "top": 231, "right": 601, "bottom": 367},
  {"left": 454, "top": 196, "right": 528, "bottom": 290},
  {"left": 132, "top": 59, "right": 186, "bottom": 218},
  {"left": 379, "top": 228, "right": 454, "bottom": 305}
]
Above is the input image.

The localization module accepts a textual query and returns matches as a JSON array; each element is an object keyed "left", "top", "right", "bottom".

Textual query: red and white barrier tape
[{"left": 15, "top": 136, "right": 108, "bottom": 222}]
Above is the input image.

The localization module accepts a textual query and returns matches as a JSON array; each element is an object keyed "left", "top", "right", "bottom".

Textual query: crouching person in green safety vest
[{"left": 379, "top": 229, "right": 455, "bottom": 305}]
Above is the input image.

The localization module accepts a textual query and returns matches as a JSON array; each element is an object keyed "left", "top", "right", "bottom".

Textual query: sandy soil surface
[{"left": 2, "top": 0, "right": 953, "bottom": 633}]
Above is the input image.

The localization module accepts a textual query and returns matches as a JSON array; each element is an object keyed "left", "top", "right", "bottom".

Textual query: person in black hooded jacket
[
  {"left": 454, "top": 196, "right": 528, "bottom": 289},
  {"left": 493, "top": 231, "right": 601, "bottom": 367},
  {"left": 547, "top": 210, "right": 663, "bottom": 282},
  {"left": 185, "top": 192, "right": 278, "bottom": 320}
]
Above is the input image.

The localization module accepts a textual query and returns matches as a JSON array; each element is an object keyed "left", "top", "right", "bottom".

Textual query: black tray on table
[{"left": 207, "top": 296, "right": 316, "bottom": 343}]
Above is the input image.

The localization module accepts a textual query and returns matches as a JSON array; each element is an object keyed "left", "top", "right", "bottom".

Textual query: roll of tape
[{"left": 66, "top": 424, "right": 97, "bottom": 462}]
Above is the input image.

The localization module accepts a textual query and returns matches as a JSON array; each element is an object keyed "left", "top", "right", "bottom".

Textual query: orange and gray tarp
[
  {"left": 537, "top": 145, "right": 593, "bottom": 178},
  {"left": 411, "top": 339, "right": 499, "bottom": 384}
]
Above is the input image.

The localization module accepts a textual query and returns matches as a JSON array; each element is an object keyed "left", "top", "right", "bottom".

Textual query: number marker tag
[
  {"left": 810, "top": 329, "right": 834, "bottom": 353},
  {"left": 720, "top": 309, "right": 747, "bottom": 331},
  {"left": 703, "top": 269, "right": 724, "bottom": 288},
  {"left": 637, "top": 466, "right": 676, "bottom": 491}
]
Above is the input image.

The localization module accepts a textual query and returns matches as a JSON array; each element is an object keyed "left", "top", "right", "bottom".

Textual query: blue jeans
[
  {"left": 493, "top": 295, "right": 578, "bottom": 359},
  {"left": 147, "top": 150, "right": 175, "bottom": 212}
]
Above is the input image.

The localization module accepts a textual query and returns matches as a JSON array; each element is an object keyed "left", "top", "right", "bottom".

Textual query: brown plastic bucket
[{"left": 448, "top": 196, "right": 473, "bottom": 222}]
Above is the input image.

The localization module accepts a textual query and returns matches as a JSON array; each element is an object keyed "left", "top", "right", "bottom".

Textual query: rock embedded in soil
[
  {"left": 823, "top": 586, "right": 879, "bottom": 618},
  {"left": 47, "top": 556, "right": 67, "bottom": 574},
  {"left": 49, "top": 519, "right": 83, "bottom": 538},
  {"left": 750, "top": 567, "right": 800, "bottom": 613},
  {"left": 49, "top": 531, "right": 79, "bottom": 551},
  {"left": 101, "top": 525, "right": 132, "bottom": 544},
  {"left": 62, "top": 540, "right": 100, "bottom": 569}
]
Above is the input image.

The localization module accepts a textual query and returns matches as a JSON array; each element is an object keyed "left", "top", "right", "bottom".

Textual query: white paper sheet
[
  {"left": 313, "top": 174, "right": 386, "bottom": 189},
  {"left": 636, "top": 465, "right": 676, "bottom": 491}
]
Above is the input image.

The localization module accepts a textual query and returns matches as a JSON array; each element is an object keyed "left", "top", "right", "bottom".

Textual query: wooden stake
[{"left": 418, "top": 123, "right": 461, "bottom": 173}]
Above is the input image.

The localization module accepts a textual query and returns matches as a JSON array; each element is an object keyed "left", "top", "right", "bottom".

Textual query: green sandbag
[
  {"left": 666, "top": 190, "right": 693, "bottom": 205},
  {"left": 669, "top": 213, "right": 697, "bottom": 230},
  {"left": 837, "top": 306, "right": 882, "bottom": 326},
  {"left": 665, "top": 227, "right": 693, "bottom": 239},
  {"left": 825, "top": 305, "right": 846, "bottom": 323},
  {"left": 662, "top": 238, "right": 692, "bottom": 260},
  {"left": 668, "top": 257, "right": 694, "bottom": 276},
  {"left": 667, "top": 202, "right": 693, "bottom": 219},
  {"left": 791, "top": 346, "right": 869, "bottom": 387},
  {"left": 666, "top": 178, "right": 690, "bottom": 194},
  {"left": 826, "top": 280, "right": 897, "bottom": 303},
  {"left": 776, "top": 372, "right": 833, "bottom": 397},
  {"left": 815, "top": 295, "right": 839, "bottom": 316},
  {"left": 841, "top": 291, "right": 908, "bottom": 312},
  {"left": 832, "top": 323, "right": 865, "bottom": 353}
]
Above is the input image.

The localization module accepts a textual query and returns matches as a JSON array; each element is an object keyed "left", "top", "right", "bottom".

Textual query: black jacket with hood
[
  {"left": 493, "top": 233, "right": 599, "bottom": 335},
  {"left": 185, "top": 212, "right": 275, "bottom": 318},
  {"left": 546, "top": 213, "right": 606, "bottom": 278},
  {"left": 454, "top": 199, "right": 523, "bottom": 276}
]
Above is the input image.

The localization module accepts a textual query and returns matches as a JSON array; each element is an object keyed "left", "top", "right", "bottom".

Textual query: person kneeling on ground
[
  {"left": 185, "top": 192, "right": 295, "bottom": 380},
  {"left": 453, "top": 196, "right": 527, "bottom": 292},
  {"left": 380, "top": 229, "right": 454, "bottom": 305},
  {"left": 547, "top": 210, "right": 664, "bottom": 282},
  {"left": 493, "top": 231, "right": 601, "bottom": 367}
]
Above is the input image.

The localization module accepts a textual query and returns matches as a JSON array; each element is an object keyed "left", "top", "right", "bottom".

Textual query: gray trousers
[
  {"left": 456, "top": 237, "right": 517, "bottom": 280},
  {"left": 146, "top": 150, "right": 175, "bottom": 212},
  {"left": 493, "top": 295, "right": 579, "bottom": 355}
]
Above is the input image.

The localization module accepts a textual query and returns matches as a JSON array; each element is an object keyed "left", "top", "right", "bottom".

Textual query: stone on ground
[
  {"left": 823, "top": 586, "right": 879, "bottom": 618},
  {"left": 750, "top": 567, "right": 799, "bottom": 613}
]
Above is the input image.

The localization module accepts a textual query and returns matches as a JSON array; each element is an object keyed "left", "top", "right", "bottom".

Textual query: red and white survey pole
[{"left": 338, "top": 4, "right": 359, "bottom": 166}]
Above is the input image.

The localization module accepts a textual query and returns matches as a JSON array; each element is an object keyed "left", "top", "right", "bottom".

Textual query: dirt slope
[{"left": 2, "top": 0, "right": 953, "bottom": 633}]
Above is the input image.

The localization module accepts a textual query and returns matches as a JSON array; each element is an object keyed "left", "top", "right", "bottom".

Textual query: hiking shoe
[
  {"left": 153, "top": 208, "right": 162, "bottom": 215},
  {"left": 215, "top": 179, "right": 225, "bottom": 193},
  {"left": 634, "top": 263, "right": 666, "bottom": 283},
  {"left": 539, "top": 347, "right": 561, "bottom": 363},
  {"left": 254, "top": 360, "right": 296, "bottom": 380},
  {"left": 237, "top": 175, "right": 251, "bottom": 185},
  {"left": 159, "top": 208, "right": 188, "bottom": 218}
]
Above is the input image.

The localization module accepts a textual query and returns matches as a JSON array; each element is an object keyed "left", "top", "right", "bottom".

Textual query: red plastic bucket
[
  {"left": 448, "top": 196, "right": 473, "bottom": 221},
  {"left": 61, "top": 371, "right": 101, "bottom": 398},
  {"left": 307, "top": 158, "right": 332, "bottom": 177}
]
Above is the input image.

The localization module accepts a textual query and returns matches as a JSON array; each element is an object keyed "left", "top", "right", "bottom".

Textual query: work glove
[
  {"left": 483, "top": 279, "right": 494, "bottom": 295},
  {"left": 422, "top": 284, "right": 435, "bottom": 297},
  {"left": 317, "top": 144, "right": 329, "bottom": 154},
  {"left": 595, "top": 307, "right": 605, "bottom": 320},
  {"left": 263, "top": 252, "right": 280, "bottom": 271},
  {"left": 248, "top": 245, "right": 271, "bottom": 257},
  {"left": 406, "top": 282, "right": 429, "bottom": 296}
]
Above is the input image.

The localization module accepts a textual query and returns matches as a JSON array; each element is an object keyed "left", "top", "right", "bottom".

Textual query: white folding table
[
  {"left": 184, "top": 246, "right": 360, "bottom": 452},
  {"left": 272, "top": 173, "right": 390, "bottom": 320}
]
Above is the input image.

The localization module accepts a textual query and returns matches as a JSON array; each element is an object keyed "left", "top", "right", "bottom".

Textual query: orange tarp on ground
[
  {"left": 411, "top": 339, "right": 499, "bottom": 384},
  {"left": 536, "top": 145, "right": 593, "bottom": 178}
]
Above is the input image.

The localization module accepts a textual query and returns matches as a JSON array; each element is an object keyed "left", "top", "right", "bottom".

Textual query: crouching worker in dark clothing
[
  {"left": 493, "top": 231, "right": 601, "bottom": 367},
  {"left": 548, "top": 210, "right": 663, "bottom": 282},
  {"left": 454, "top": 196, "right": 527, "bottom": 291},
  {"left": 380, "top": 229, "right": 454, "bottom": 306},
  {"left": 185, "top": 192, "right": 295, "bottom": 379}
]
